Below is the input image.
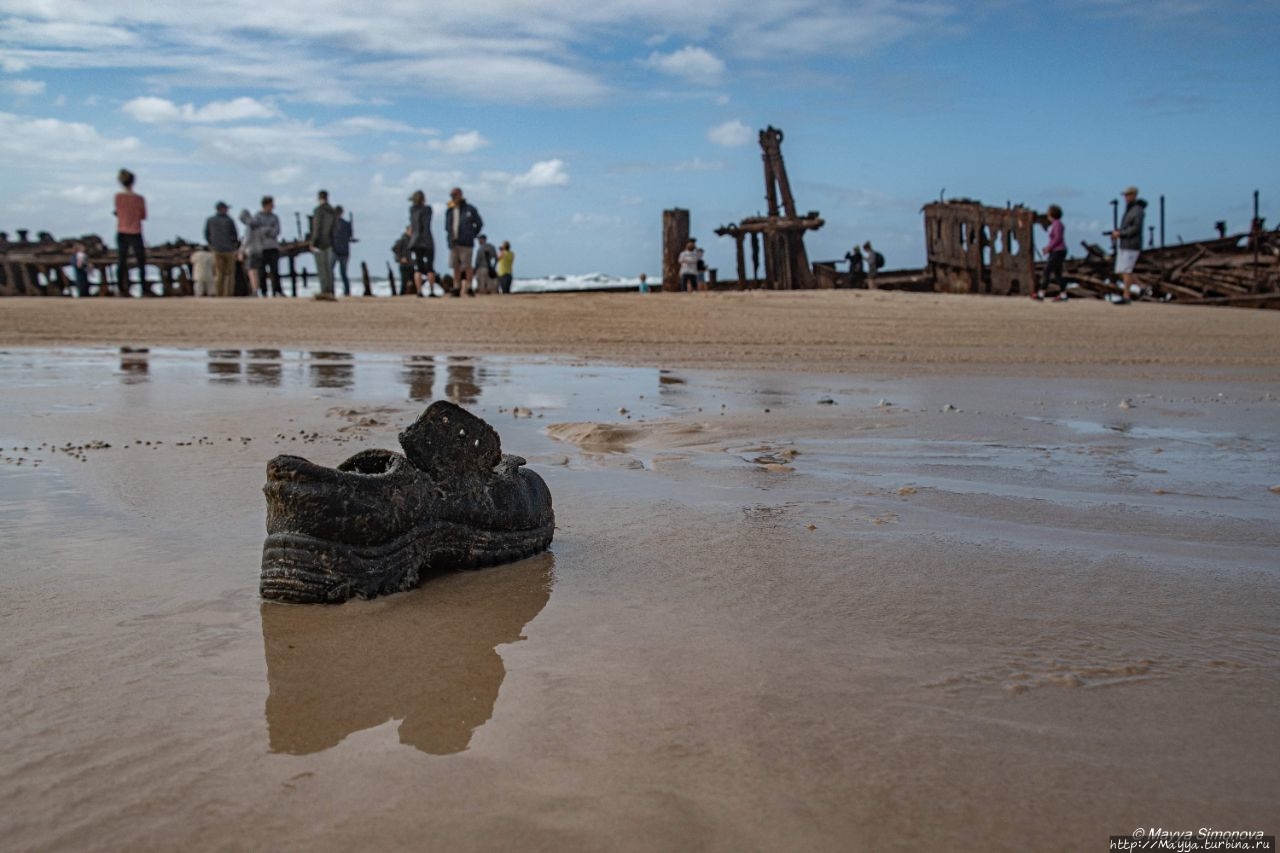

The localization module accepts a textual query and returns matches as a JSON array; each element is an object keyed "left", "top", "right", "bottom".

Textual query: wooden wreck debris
[
  {"left": 0, "top": 230, "right": 312, "bottom": 297},
  {"left": 714, "top": 126, "right": 824, "bottom": 290},
  {"left": 1063, "top": 230, "right": 1279, "bottom": 308},
  {"left": 922, "top": 200, "right": 1038, "bottom": 296}
]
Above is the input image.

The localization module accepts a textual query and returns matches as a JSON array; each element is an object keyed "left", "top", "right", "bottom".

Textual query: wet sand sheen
[{"left": 0, "top": 337, "right": 1278, "bottom": 850}]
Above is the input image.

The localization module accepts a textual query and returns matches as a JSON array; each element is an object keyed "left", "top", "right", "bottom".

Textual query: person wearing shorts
[
  {"left": 1111, "top": 185, "right": 1147, "bottom": 305},
  {"left": 444, "top": 187, "right": 483, "bottom": 297}
]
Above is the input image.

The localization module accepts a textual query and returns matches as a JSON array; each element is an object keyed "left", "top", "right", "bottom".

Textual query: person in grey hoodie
[
  {"left": 204, "top": 201, "right": 239, "bottom": 297},
  {"left": 241, "top": 196, "right": 283, "bottom": 297},
  {"left": 1110, "top": 185, "right": 1147, "bottom": 305},
  {"left": 309, "top": 189, "right": 337, "bottom": 299}
]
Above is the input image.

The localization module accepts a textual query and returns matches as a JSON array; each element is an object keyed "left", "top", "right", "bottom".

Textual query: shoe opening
[{"left": 337, "top": 449, "right": 400, "bottom": 475}]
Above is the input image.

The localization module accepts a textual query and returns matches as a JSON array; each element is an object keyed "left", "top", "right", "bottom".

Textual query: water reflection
[
  {"left": 261, "top": 553, "right": 554, "bottom": 756},
  {"left": 245, "top": 349, "right": 282, "bottom": 387},
  {"left": 206, "top": 349, "right": 241, "bottom": 383},
  {"left": 308, "top": 351, "right": 354, "bottom": 390},
  {"left": 119, "top": 347, "right": 149, "bottom": 384},
  {"left": 445, "top": 357, "right": 480, "bottom": 405},
  {"left": 401, "top": 355, "right": 435, "bottom": 402}
]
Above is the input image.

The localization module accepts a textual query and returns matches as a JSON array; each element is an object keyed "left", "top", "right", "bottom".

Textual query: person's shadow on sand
[{"left": 261, "top": 553, "right": 554, "bottom": 755}]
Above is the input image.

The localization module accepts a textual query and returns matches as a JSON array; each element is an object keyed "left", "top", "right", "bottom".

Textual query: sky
[{"left": 1, "top": 0, "right": 1276, "bottom": 278}]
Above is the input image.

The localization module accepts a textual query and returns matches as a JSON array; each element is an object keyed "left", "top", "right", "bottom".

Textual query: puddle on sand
[{"left": 1, "top": 347, "right": 1278, "bottom": 850}]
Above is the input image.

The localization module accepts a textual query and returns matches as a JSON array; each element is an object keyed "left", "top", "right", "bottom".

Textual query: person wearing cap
[
  {"left": 407, "top": 189, "right": 438, "bottom": 297},
  {"left": 444, "top": 187, "right": 483, "bottom": 296},
  {"left": 1110, "top": 185, "right": 1147, "bottom": 305},
  {"left": 204, "top": 201, "right": 240, "bottom": 298}
]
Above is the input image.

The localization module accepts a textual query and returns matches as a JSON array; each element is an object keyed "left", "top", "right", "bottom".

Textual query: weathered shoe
[{"left": 260, "top": 401, "right": 555, "bottom": 603}]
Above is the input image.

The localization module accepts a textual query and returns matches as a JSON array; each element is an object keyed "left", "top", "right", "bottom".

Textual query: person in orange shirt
[{"left": 113, "top": 168, "right": 147, "bottom": 297}]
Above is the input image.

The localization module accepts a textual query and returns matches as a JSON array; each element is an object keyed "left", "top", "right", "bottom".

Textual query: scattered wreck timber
[{"left": 1062, "top": 229, "right": 1279, "bottom": 307}]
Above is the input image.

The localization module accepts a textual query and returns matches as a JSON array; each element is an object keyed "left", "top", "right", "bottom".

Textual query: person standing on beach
[
  {"left": 190, "top": 245, "right": 214, "bottom": 297},
  {"left": 474, "top": 235, "right": 499, "bottom": 294},
  {"left": 332, "top": 205, "right": 354, "bottom": 297},
  {"left": 678, "top": 240, "right": 699, "bottom": 293},
  {"left": 408, "top": 190, "right": 437, "bottom": 297},
  {"left": 497, "top": 241, "right": 515, "bottom": 294},
  {"left": 242, "top": 196, "right": 283, "bottom": 298},
  {"left": 844, "top": 244, "right": 864, "bottom": 287},
  {"left": 309, "top": 190, "right": 337, "bottom": 300},
  {"left": 863, "top": 240, "right": 883, "bottom": 285},
  {"left": 71, "top": 242, "right": 90, "bottom": 297},
  {"left": 1110, "top": 186, "right": 1146, "bottom": 305},
  {"left": 393, "top": 227, "right": 414, "bottom": 297},
  {"left": 1037, "top": 204, "right": 1068, "bottom": 301},
  {"left": 444, "top": 186, "right": 482, "bottom": 297},
  {"left": 205, "top": 201, "right": 239, "bottom": 298},
  {"left": 113, "top": 168, "right": 146, "bottom": 297}
]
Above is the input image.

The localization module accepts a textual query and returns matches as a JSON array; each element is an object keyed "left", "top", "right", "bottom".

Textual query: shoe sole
[{"left": 261, "top": 519, "right": 555, "bottom": 604}]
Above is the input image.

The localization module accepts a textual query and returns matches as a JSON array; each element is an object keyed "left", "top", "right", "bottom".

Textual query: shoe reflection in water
[{"left": 261, "top": 553, "right": 553, "bottom": 756}]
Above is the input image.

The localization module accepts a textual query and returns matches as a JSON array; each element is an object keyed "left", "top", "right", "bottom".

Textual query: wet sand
[{"left": 1, "top": 295, "right": 1278, "bottom": 851}]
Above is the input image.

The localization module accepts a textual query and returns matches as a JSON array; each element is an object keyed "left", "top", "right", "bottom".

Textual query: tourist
[
  {"left": 844, "top": 244, "right": 864, "bottom": 287},
  {"left": 205, "top": 201, "right": 239, "bottom": 298},
  {"left": 497, "top": 241, "right": 515, "bottom": 294},
  {"left": 444, "top": 187, "right": 483, "bottom": 297},
  {"left": 638, "top": 272, "right": 649, "bottom": 294},
  {"left": 1110, "top": 186, "right": 1147, "bottom": 305},
  {"left": 113, "top": 168, "right": 146, "bottom": 297},
  {"left": 309, "top": 190, "right": 337, "bottom": 300},
  {"left": 190, "top": 245, "right": 214, "bottom": 297},
  {"left": 679, "top": 240, "right": 699, "bottom": 293},
  {"left": 408, "top": 190, "right": 437, "bottom": 297},
  {"left": 242, "top": 196, "right": 283, "bottom": 298},
  {"left": 474, "top": 235, "right": 499, "bottom": 295},
  {"left": 1038, "top": 204, "right": 1068, "bottom": 301},
  {"left": 393, "top": 226, "right": 413, "bottom": 297},
  {"left": 71, "top": 242, "right": 90, "bottom": 297},
  {"left": 863, "top": 240, "right": 884, "bottom": 284},
  {"left": 333, "top": 205, "right": 354, "bottom": 297}
]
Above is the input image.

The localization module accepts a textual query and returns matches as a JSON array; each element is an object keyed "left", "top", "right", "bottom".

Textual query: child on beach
[
  {"left": 71, "top": 242, "right": 90, "bottom": 297},
  {"left": 190, "top": 246, "right": 214, "bottom": 297},
  {"left": 1038, "top": 204, "right": 1068, "bottom": 301}
]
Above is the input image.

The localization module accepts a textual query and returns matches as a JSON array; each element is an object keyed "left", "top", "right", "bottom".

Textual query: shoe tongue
[{"left": 398, "top": 400, "right": 502, "bottom": 481}]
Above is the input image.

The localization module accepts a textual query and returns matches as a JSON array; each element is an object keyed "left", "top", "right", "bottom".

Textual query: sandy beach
[{"left": 1, "top": 292, "right": 1278, "bottom": 852}]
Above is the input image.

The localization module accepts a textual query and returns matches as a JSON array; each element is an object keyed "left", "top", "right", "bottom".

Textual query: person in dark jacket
[
  {"left": 309, "top": 189, "right": 337, "bottom": 299},
  {"left": 444, "top": 186, "right": 482, "bottom": 297},
  {"left": 392, "top": 226, "right": 413, "bottom": 297},
  {"left": 204, "top": 201, "right": 239, "bottom": 297},
  {"left": 408, "top": 190, "right": 438, "bottom": 297},
  {"left": 332, "top": 205, "right": 355, "bottom": 296},
  {"left": 1110, "top": 185, "right": 1147, "bottom": 305}
]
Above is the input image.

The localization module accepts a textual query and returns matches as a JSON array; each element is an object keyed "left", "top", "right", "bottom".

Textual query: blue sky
[{"left": 1, "top": 0, "right": 1276, "bottom": 278}]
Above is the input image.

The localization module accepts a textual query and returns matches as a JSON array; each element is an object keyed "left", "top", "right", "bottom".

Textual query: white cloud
[
  {"left": 2, "top": 57, "right": 31, "bottom": 72},
  {"left": 121, "top": 96, "right": 278, "bottom": 124},
  {"left": 58, "top": 184, "right": 112, "bottom": 205},
  {"left": 707, "top": 119, "right": 752, "bottom": 147},
  {"left": 0, "top": 111, "right": 142, "bottom": 162},
  {"left": 674, "top": 156, "right": 724, "bottom": 171},
  {"left": 426, "top": 130, "right": 490, "bottom": 156},
  {"left": 509, "top": 159, "right": 569, "bottom": 190},
  {"left": 333, "top": 116, "right": 428, "bottom": 135},
  {"left": 644, "top": 46, "right": 725, "bottom": 82},
  {"left": 266, "top": 164, "right": 306, "bottom": 185},
  {"left": 572, "top": 212, "right": 622, "bottom": 227},
  {"left": 2, "top": 79, "right": 45, "bottom": 96}
]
